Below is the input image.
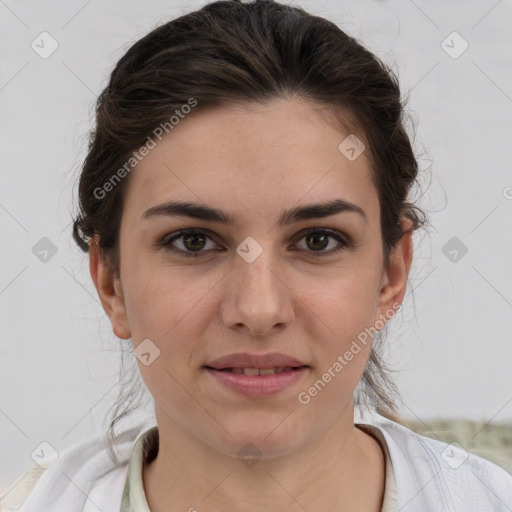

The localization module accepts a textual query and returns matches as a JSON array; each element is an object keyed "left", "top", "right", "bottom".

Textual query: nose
[{"left": 220, "top": 248, "right": 294, "bottom": 337}]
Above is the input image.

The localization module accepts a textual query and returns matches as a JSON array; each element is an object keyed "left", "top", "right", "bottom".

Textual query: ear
[
  {"left": 375, "top": 217, "right": 414, "bottom": 321},
  {"left": 89, "top": 236, "right": 131, "bottom": 339}
]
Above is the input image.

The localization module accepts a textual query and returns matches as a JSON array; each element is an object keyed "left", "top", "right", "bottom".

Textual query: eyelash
[{"left": 159, "top": 228, "right": 353, "bottom": 259}]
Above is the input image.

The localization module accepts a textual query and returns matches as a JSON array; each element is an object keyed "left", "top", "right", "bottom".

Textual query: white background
[{"left": 1, "top": 0, "right": 512, "bottom": 493}]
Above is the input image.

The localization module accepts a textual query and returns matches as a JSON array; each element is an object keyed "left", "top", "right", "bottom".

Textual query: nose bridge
[
  {"left": 222, "top": 236, "right": 293, "bottom": 334},
  {"left": 236, "top": 237, "right": 282, "bottom": 300}
]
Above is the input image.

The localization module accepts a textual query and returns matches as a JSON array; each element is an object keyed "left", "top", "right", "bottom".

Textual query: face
[{"left": 91, "top": 97, "right": 411, "bottom": 459}]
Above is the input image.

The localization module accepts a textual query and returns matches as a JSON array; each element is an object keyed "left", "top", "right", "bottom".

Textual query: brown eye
[
  {"left": 182, "top": 232, "right": 207, "bottom": 251},
  {"left": 161, "top": 229, "right": 220, "bottom": 258},
  {"left": 294, "top": 228, "right": 351, "bottom": 256},
  {"left": 305, "top": 233, "right": 330, "bottom": 251},
  {"left": 160, "top": 227, "right": 352, "bottom": 259}
]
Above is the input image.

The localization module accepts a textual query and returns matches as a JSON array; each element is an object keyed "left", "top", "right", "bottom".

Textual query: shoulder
[
  {"left": 358, "top": 411, "right": 512, "bottom": 511},
  {"left": 5, "top": 422, "right": 154, "bottom": 512},
  {"left": 1, "top": 465, "right": 47, "bottom": 511}
]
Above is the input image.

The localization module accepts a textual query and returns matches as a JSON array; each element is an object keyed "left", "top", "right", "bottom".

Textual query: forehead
[{"left": 121, "top": 97, "right": 379, "bottom": 227}]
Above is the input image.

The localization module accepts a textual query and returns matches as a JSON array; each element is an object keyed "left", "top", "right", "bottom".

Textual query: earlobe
[
  {"left": 89, "top": 237, "right": 131, "bottom": 340},
  {"left": 376, "top": 217, "right": 414, "bottom": 320}
]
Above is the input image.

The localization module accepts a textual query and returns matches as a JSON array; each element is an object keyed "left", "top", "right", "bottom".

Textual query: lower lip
[{"left": 204, "top": 367, "right": 309, "bottom": 397}]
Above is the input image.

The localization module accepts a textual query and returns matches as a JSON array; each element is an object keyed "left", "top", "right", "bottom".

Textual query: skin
[{"left": 90, "top": 96, "right": 413, "bottom": 511}]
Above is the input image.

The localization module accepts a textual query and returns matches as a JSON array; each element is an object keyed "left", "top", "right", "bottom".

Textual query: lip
[
  {"left": 203, "top": 352, "right": 310, "bottom": 398},
  {"left": 204, "top": 352, "right": 308, "bottom": 370},
  {"left": 204, "top": 366, "right": 309, "bottom": 397}
]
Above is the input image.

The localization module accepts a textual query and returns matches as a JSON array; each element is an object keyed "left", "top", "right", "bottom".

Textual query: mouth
[
  {"left": 203, "top": 363, "right": 310, "bottom": 397},
  {"left": 204, "top": 366, "right": 308, "bottom": 375},
  {"left": 202, "top": 352, "right": 310, "bottom": 396}
]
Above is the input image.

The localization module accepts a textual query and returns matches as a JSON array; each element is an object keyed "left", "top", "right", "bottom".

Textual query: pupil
[
  {"left": 307, "top": 233, "right": 328, "bottom": 251},
  {"left": 184, "top": 233, "right": 205, "bottom": 251}
]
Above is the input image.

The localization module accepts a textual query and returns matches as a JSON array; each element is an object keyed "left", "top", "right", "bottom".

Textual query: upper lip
[{"left": 204, "top": 352, "right": 309, "bottom": 370}]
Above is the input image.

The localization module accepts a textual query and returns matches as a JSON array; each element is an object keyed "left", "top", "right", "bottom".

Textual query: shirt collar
[{"left": 121, "top": 426, "right": 158, "bottom": 512}]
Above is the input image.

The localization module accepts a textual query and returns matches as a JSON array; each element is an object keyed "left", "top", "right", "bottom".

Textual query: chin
[{"left": 204, "top": 413, "right": 313, "bottom": 460}]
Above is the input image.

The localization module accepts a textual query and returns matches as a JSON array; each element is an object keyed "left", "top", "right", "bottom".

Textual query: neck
[{"left": 142, "top": 407, "right": 386, "bottom": 512}]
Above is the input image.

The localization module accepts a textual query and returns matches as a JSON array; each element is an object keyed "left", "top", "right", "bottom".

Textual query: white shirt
[{"left": 5, "top": 411, "right": 512, "bottom": 512}]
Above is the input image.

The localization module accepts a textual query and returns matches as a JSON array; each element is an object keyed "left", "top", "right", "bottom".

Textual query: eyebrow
[{"left": 141, "top": 198, "right": 368, "bottom": 226}]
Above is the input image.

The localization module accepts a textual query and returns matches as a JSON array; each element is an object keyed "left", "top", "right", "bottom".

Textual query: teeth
[
  {"left": 215, "top": 367, "right": 300, "bottom": 375},
  {"left": 236, "top": 367, "right": 293, "bottom": 375}
]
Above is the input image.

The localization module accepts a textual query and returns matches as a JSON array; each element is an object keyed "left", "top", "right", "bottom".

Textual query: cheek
[
  {"left": 298, "top": 288, "right": 376, "bottom": 412},
  {"left": 298, "top": 267, "right": 381, "bottom": 391},
  {"left": 121, "top": 259, "right": 204, "bottom": 340},
  {"left": 305, "top": 267, "right": 381, "bottom": 338}
]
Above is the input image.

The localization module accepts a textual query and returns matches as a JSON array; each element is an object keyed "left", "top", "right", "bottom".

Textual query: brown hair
[{"left": 72, "top": 0, "right": 427, "bottom": 462}]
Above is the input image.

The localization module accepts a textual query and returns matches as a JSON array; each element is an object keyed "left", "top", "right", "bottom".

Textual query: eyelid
[{"left": 160, "top": 228, "right": 218, "bottom": 246}]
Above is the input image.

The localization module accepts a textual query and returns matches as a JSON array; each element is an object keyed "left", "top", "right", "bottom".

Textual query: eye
[
  {"left": 160, "top": 229, "right": 221, "bottom": 258},
  {"left": 159, "top": 227, "right": 352, "bottom": 258},
  {"left": 293, "top": 227, "right": 352, "bottom": 257}
]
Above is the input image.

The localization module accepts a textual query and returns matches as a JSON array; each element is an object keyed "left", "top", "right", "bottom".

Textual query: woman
[{"left": 9, "top": 1, "right": 512, "bottom": 511}]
